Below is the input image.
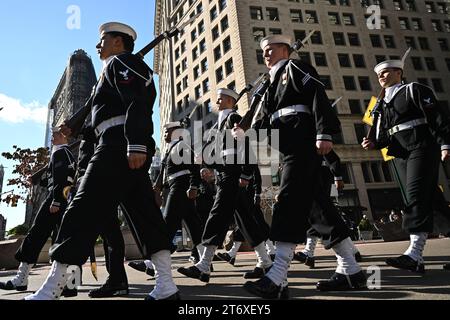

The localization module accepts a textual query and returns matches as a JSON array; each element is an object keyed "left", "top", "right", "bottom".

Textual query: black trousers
[
  {"left": 15, "top": 196, "right": 66, "bottom": 264},
  {"left": 202, "top": 167, "right": 268, "bottom": 247},
  {"left": 164, "top": 176, "right": 202, "bottom": 247},
  {"left": 50, "top": 146, "right": 172, "bottom": 266},
  {"left": 101, "top": 213, "right": 127, "bottom": 285},
  {"left": 271, "top": 147, "right": 349, "bottom": 248},
  {"left": 233, "top": 188, "right": 270, "bottom": 247},
  {"left": 393, "top": 145, "right": 441, "bottom": 233},
  {"left": 307, "top": 166, "right": 350, "bottom": 248}
]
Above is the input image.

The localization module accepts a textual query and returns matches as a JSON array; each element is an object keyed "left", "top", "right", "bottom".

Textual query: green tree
[{"left": 1, "top": 146, "right": 49, "bottom": 207}]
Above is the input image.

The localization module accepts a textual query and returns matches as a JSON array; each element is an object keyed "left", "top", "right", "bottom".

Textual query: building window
[
  {"left": 212, "top": 26, "right": 219, "bottom": 41},
  {"left": 250, "top": 6, "right": 263, "bottom": 20},
  {"left": 210, "top": 6, "right": 218, "bottom": 21},
  {"left": 393, "top": 1, "right": 403, "bottom": 11},
  {"left": 305, "top": 10, "right": 319, "bottom": 23},
  {"left": 214, "top": 46, "right": 222, "bottom": 62},
  {"left": 438, "top": 38, "right": 449, "bottom": 51},
  {"left": 431, "top": 20, "right": 442, "bottom": 32},
  {"left": 256, "top": 50, "right": 264, "bottom": 64},
  {"left": 215, "top": 67, "right": 224, "bottom": 83},
  {"left": 269, "top": 28, "right": 282, "bottom": 35},
  {"left": 399, "top": 18, "right": 410, "bottom": 30},
  {"left": 384, "top": 35, "right": 396, "bottom": 48},
  {"left": 266, "top": 8, "right": 279, "bottom": 21},
  {"left": 225, "top": 58, "right": 234, "bottom": 75},
  {"left": 328, "top": 12, "right": 340, "bottom": 25},
  {"left": 432, "top": 78, "right": 444, "bottom": 92},
  {"left": 198, "top": 20, "right": 205, "bottom": 35},
  {"left": 290, "top": 9, "right": 303, "bottom": 23},
  {"left": 417, "top": 78, "right": 429, "bottom": 86},
  {"left": 342, "top": 13, "right": 354, "bottom": 26},
  {"left": 418, "top": 37, "right": 430, "bottom": 50},
  {"left": 353, "top": 54, "right": 366, "bottom": 68},
  {"left": 227, "top": 81, "right": 236, "bottom": 91},
  {"left": 358, "top": 76, "right": 372, "bottom": 91},
  {"left": 343, "top": 76, "right": 356, "bottom": 90},
  {"left": 204, "top": 99, "right": 212, "bottom": 115},
  {"left": 181, "top": 58, "right": 187, "bottom": 71},
  {"left": 294, "top": 30, "right": 306, "bottom": 42},
  {"left": 348, "top": 33, "right": 360, "bottom": 46},
  {"left": 298, "top": 52, "right": 311, "bottom": 64},
  {"left": 202, "top": 78, "right": 210, "bottom": 93},
  {"left": 311, "top": 31, "right": 322, "bottom": 44},
  {"left": 338, "top": 53, "right": 351, "bottom": 67},
  {"left": 253, "top": 27, "right": 266, "bottom": 42},
  {"left": 218, "top": 0, "right": 227, "bottom": 12},
  {"left": 405, "top": 0, "right": 416, "bottom": 11},
  {"left": 446, "top": 58, "right": 450, "bottom": 72},
  {"left": 411, "top": 18, "right": 423, "bottom": 31},
  {"left": 370, "top": 34, "right": 382, "bottom": 47},
  {"left": 437, "top": 2, "right": 447, "bottom": 14},
  {"left": 319, "top": 75, "right": 333, "bottom": 90},
  {"left": 425, "top": 1, "right": 435, "bottom": 13},
  {"left": 314, "top": 52, "right": 328, "bottom": 66},
  {"left": 199, "top": 39, "right": 206, "bottom": 53},
  {"left": 201, "top": 58, "right": 208, "bottom": 72},
  {"left": 220, "top": 16, "right": 229, "bottom": 32},
  {"left": 375, "top": 55, "right": 386, "bottom": 63},
  {"left": 192, "top": 47, "right": 199, "bottom": 61},
  {"left": 349, "top": 99, "right": 362, "bottom": 114},
  {"left": 180, "top": 41, "right": 186, "bottom": 53},
  {"left": 193, "top": 66, "right": 200, "bottom": 79},
  {"left": 223, "top": 36, "right": 231, "bottom": 53},
  {"left": 333, "top": 32, "right": 346, "bottom": 45},
  {"left": 177, "top": 100, "right": 183, "bottom": 114},
  {"left": 424, "top": 57, "right": 436, "bottom": 71},
  {"left": 405, "top": 36, "right": 416, "bottom": 49},
  {"left": 195, "top": 85, "right": 202, "bottom": 100}
]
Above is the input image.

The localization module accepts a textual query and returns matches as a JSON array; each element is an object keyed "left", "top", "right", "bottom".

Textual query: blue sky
[{"left": 0, "top": 0, "right": 160, "bottom": 230}]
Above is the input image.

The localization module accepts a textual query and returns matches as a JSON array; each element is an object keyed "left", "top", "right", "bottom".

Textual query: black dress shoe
[
  {"left": 243, "top": 276, "right": 289, "bottom": 300},
  {"left": 0, "top": 281, "right": 27, "bottom": 292},
  {"left": 316, "top": 271, "right": 367, "bottom": 291},
  {"left": 385, "top": 255, "right": 425, "bottom": 274},
  {"left": 443, "top": 263, "right": 450, "bottom": 270},
  {"left": 128, "top": 261, "right": 155, "bottom": 277},
  {"left": 88, "top": 281, "right": 129, "bottom": 298},
  {"left": 61, "top": 286, "right": 78, "bottom": 298},
  {"left": 243, "top": 266, "right": 271, "bottom": 279},
  {"left": 293, "top": 252, "right": 315, "bottom": 268},
  {"left": 217, "top": 252, "right": 236, "bottom": 266},
  {"left": 354, "top": 251, "right": 363, "bottom": 262},
  {"left": 145, "top": 291, "right": 181, "bottom": 300},
  {"left": 177, "top": 266, "right": 210, "bottom": 283}
]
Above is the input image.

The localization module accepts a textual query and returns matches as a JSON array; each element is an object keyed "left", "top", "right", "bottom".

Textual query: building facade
[
  {"left": 44, "top": 49, "right": 97, "bottom": 148},
  {"left": 154, "top": 0, "right": 450, "bottom": 220}
]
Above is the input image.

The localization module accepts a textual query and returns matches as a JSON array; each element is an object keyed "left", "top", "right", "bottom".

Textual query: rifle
[
  {"left": 238, "top": 74, "right": 270, "bottom": 131},
  {"left": 366, "top": 88, "right": 385, "bottom": 141},
  {"left": 63, "top": 13, "right": 201, "bottom": 137}
]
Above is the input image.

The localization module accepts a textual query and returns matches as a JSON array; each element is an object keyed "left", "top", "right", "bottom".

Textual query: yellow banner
[
  {"left": 362, "top": 96, "right": 378, "bottom": 126},
  {"left": 362, "top": 96, "right": 394, "bottom": 161},
  {"left": 381, "top": 148, "right": 394, "bottom": 162}
]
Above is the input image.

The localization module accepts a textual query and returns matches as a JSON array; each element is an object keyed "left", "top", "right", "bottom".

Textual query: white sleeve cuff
[
  {"left": 128, "top": 145, "right": 147, "bottom": 155},
  {"left": 240, "top": 174, "right": 252, "bottom": 180},
  {"left": 441, "top": 145, "right": 450, "bottom": 151},
  {"left": 334, "top": 176, "right": 343, "bottom": 181},
  {"left": 317, "top": 134, "right": 332, "bottom": 141},
  {"left": 51, "top": 201, "right": 61, "bottom": 207}
]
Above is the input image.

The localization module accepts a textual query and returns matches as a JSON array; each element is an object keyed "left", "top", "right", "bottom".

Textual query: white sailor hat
[
  {"left": 260, "top": 34, "right": 292, "bottom": 50},
  {"left": 217, "top": 88, "right": 239, "bottom": 101},
  {"left": 99, "top": 22, "right": 137, "bottom": 41},
  {"left": 373, "top": 60, "right": 404, "bottom": 74},
  {"left": 373, "top": 48, "right": 412, "bottom": 74},
  {"left": 163, "top": 122, "right": 182, "bottom": 130}
]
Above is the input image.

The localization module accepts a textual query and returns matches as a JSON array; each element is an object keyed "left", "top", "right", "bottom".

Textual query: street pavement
[{"left": 1, "top": 237, "right": 449, "bottom": 300}]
